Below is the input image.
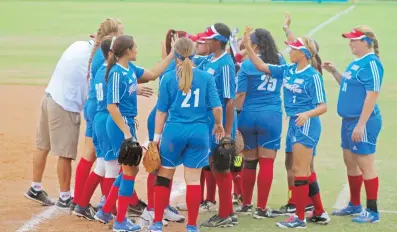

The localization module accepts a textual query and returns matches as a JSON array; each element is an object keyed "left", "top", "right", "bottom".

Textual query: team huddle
[{"left": 24, "top": 13, "right": 384, "bottom": 232}]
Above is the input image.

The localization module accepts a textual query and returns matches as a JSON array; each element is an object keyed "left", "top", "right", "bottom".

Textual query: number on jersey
[
  {"left": 181, "top": 89, "right": 200, "bottom": 108},
  {"left": 95, "top": 83, "right": 104, "bottom": 101},
  {"left": 258, "top": 75, "right": 277, "bottom": 91}
]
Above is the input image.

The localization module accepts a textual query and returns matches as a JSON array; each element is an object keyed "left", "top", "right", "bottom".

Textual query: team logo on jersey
[
  {"left": 285, "top": 76, "right": 291, "bottom": 81},
  {"left": 351, "top": 64, "right": 360, "bottom": 71},
  {"left": 283, "top": 81, "right": 302, "bottom": 94},
  {"left": 122, "top": 71, "right": 128, "bottom": 76},
  {"left": 128, "top": 84, "right": 137, "bottom": 95},
  {"left": 294, "top": 78, "right": 304, "bottom": 84},
  {"left": 207, "top": 68, "right": 215, "bottom": 75},
  {"left": 343, "top": 71, "right": 352, "bottom": 80},
  {"left": 128, "top": 79, "right": 133, "bottom": 84}
]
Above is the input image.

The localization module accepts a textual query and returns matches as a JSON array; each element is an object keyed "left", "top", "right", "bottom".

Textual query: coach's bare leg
[
  {"left": 82, "top": 137, "right": 96, "bottom": 162},
  {"left": 58, "top": 157, "right": 72, "bottom": 192},
  {"left": 33, "top": 148, "right": 50, "bottom": 182}
]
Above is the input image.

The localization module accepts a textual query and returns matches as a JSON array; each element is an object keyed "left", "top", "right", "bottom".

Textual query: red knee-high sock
[
  {"left": 364, "top": 177, "right": 379, "bottom": 212},
  {"left": 308, "top": 172, "right": 324, "bottom": 216},
  {"left": 116, "top": 175, "right": 136, "bottom": 223},
  {"left": 102, "top": 178, "right": 115, "bottom": 198},
  {"left": 294, "top": 176, "right": 309, "bottom": 220},
  {"left": 348, "top": 175, "right": 363, "bottom": 206},
  {"left": 232, "top": 172, "right": 242, "bottom": 196},
  {"left": 186, "top": 185, "right": 201, "bottom": 226},
  {"left": 154, "top": 180, "right": 171, "bottom": 223},
  {"left": 215, "top": 172, "right": 233, "bottom": 218},
  {"left": 200, "top": 171, "right": 205, "bottom": 202},
  {"left": 257, "top": 158, "right": 274, "bottom": 209},
  {"left": 204, "top": 170, "right": 216, "bottom": 203},
  {"left": 130, "top": 191, "right": 139, "bottom": 206},
  {"left": 73, "top": 158, "right": 93, "bottom": 204},
  {"left": 241, "top": 167, "right": 256, "bottom": 206},
  {"left": 147, "top": 173, "right": 157, "bottom": 210},
  {"left": 79, "top": 172, "right": 103, "bottom": 207},
  {"left": 102, "top": 185, "right": 119, "bottom": 214}
]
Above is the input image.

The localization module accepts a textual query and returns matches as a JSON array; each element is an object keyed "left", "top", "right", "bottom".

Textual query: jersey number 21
[{"left": 181, "top": 89, "right": 200, "bottom": 108}]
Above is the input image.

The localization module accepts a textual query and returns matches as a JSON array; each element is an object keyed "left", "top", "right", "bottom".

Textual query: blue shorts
[
  {"left": 238, "top": 110, "right": 282, "bottom": 150},
  {"left": 147, "top": 104, "right": 157, "bottom": 142},
  {"left": 208, "top": 110, "right": 237, "bottom": 155},
  {"left": 341, "top": 114, "right": 382, "bottom": 155},
  {"left": 84, "top": 99, "right": 98, "bottom": 137},
  {"left": 285, "top": 116, "right": 321, "bottom": 156},
  {"left": 160, "top": 122, "right": 209, "bottom": 169},
  {"left": 106, "top": 115, "right": 137, "bottom": 159},
  {"left": 94, "top": 111, "right": 115, "bottom": 160}
]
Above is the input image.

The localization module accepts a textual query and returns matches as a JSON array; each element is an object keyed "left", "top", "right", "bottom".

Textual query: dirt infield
[{"left": 0, "top": 85, "right": 186, "bottom": 232}]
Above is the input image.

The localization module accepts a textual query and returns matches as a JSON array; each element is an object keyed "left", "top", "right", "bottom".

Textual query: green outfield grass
[{"left": 1, "top": 0, "right": 397, "bottom": 231}]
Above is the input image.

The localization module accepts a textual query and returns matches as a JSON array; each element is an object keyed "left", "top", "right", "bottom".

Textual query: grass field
[{"left": 1, "top": 0, "right": 397, "bottom": 231}]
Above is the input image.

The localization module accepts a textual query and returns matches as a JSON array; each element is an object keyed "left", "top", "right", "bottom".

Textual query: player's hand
[
  {"left": 284, "top": 12, "right": 291, "bottom": 28},
  {"left": 322, "top": 61, "right": 337, "bottom": 73},
  {"left": 295, "top": 112, "right": 309, "bottom": 126},
  {"left": 351, "top": 124, "right": 364, "bottom": 143},
  {"left": 243, "top": 26, "right": 253, "bottom": 50},
  {"left": 137, "top": 85, "right": 153, "bottom": 98},
  {"left": 213, "top": 124, "right": 225, "bottom": 143},
  {"left": 169, "top": 33, "right": 179, "bottom": 55}
]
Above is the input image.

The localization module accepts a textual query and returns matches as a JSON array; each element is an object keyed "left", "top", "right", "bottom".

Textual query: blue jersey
[
  {"left": 237, "top": 54, "right": 286, "bottom": 112},
  {"left": 269, "top": 64, "right": 327, "bottom": 116},
  {"left": 88, "top": 48, "right": 105, "bottom": 100},
  {"left": 94, "top": 64, "right": 108, "bottom": 112},
  {"left": 197, "top": 52, "right": 236, "bottom": 108},
  {"left": 337, "top": 53, "right": 383, "bottom": 118},
  {"left": 193, "top": 55, "right": 208, "bottom": 67},
  {"left": 107, "top": 62, "right": 145, "bottom": 117},
  {"left": 157, "top": 68, "right": 221, "bottom": 124}
]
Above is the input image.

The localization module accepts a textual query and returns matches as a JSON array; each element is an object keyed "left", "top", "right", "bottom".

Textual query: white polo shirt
[{"left": 45, "top": 40, "right": 94, "bottom": 113}]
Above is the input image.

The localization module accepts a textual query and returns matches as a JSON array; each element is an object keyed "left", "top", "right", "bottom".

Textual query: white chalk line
[{"left": 17, "top": 5, "right": 356, "bottom": 232}]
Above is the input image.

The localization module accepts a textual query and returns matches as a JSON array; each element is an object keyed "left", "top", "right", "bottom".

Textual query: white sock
[
  {"left": 60, "top": 191, "right": 71, "bottom": 201},
  {"left": 31, "top": 182, "right": 42, "bottom": 191}
]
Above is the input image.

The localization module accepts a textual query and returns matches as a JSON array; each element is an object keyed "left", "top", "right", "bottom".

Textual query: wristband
[{"left": 153, "top": 133, "right": 162, "bottom": 142}]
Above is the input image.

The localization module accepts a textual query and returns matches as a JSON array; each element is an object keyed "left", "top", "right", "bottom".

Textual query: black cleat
[{"left": 24, "top": 187, "right": 55, "bottom": 206}]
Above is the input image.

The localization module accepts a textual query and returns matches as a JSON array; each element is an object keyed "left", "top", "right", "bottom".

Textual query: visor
[
  {"left": 201, "top": 25, "right": 229, "bottom": 43},
  {"left": 285, "top": 38, "right": 312, "bottom": 59},
  {"left": 342, "top": 29, "right": 373, "bottom": 45}
]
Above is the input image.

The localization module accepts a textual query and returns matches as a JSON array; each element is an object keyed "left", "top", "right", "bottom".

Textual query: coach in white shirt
[{"left": 24, "top": 40, "right": 94, "bottom": 208}]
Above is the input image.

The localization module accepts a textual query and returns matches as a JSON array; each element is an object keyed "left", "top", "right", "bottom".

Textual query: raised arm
[{"left": 283, "top": 12, "right": 296, "bottom": 42}]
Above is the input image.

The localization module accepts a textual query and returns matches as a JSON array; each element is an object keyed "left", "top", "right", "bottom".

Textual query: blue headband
[
  {"left": 361, "top": 37, "right": 373, "bottom": 46},
  {"left": 213, "top": 34, "right": 229, "bottom": 43},
  {"left": 174, "top": 50, "right": 196, "bottom": 61},
  {"left": 250, "top": 33, "right": 260, "bottom": 45},
  {"left": 301, "top": 48, "right": 312, "bottom": 60}
]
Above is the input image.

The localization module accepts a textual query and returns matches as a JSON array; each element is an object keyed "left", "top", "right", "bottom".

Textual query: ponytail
[
  {"left": 178, "top": 58, "right": 193, "bottom": 94},
  {"left": 373, "top": 38, "right": 380, "bottom": 58},
  {"left": 228, "top": 47, "right": 240, "bottom": 73},
  {"left": 312, "top": 54, "right": 323, "bottom": 75},
  {"left": 105, "top": 53, "right": 117, "bottom": 83}
]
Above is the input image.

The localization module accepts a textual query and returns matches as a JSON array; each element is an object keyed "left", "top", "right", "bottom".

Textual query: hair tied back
[{"left": 110, "top": 36, "right": 117, "bottom": 51}]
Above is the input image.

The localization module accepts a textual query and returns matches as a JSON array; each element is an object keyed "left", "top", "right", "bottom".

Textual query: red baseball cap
[{"left": 342, "top": 29, "right": 366, "bottom": 40}]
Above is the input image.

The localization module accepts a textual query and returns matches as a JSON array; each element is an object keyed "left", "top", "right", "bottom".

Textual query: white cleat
[{"left": 140, "top": 207, "right": 168, "bottom": 226}]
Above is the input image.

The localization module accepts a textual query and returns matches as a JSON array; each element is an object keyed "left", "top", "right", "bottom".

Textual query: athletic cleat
[
  {"left": 56, "top": 197, "right": 73, "bottom": 210},
  {"left": 95, "top": 208, "right": 113, "bottom": 224},
  {"left": 127, "top": 200, "right": 147, "bottom": 217},
  {"left": 332, "top": 202, "right": 363, "bottom": 216},
  {"left": 164, "top": 205, "right": 185, "bottom": 222},
  {"left": 230, "top": 213, "right": 238, "bottom": 225},
  {"left": 232, "top": 194, "right": 243, "bottom": 205},
  {"left": 176, "top": 202, "right": 188, "bottom": 211},
  {"left": 113, "top": 218, "right": 141, "bottom": 232},
  {"left": 186, "top": 225, "right": 199, "bottom": 232},
  {"left": 276, "top": 215, "right": 307, "bottom": 229},
  {"left": 352, "top": 209, "right": 380, "bottom": 224},
  {"left": 73, "top": 205, "right": 96, "bottom": 221},
  {"left": 253, "top": 208, "right": 274, "bottom": 219},
  {"left": 199, "top": 200, "right": 217, "bottom": 213},
  {"left": 140, "top": 207, "right": 168, "bottom": 226},
  {"left": 307, "top": 211, "right": 331, "bottom": 225},
  {"left": 271, "top": 204, "right": 296, "bottom": 216},
  {"left": 24, "top": 187, "right": 55, "bottom": 206},
  {"left": 200, "top": 214, "right": 234, "bottom": 228},
  {"left": 148, "top": 222, "right": 163, "bottom": 232},
  {"left": 235, "top": 204, "right": 253, "bottom": 215}
]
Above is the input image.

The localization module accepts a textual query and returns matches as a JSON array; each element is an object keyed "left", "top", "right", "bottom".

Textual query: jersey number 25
[
  {"left": 181, "top": 89, "right": 200, "bottom": 108},
  {"left": 258, "top": 75, "right": 277, "bottom": 92}
]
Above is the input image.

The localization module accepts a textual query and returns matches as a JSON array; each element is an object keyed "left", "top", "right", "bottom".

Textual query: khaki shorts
[{"left": 36, "top": 94, "right": 81, "bottom": 159}]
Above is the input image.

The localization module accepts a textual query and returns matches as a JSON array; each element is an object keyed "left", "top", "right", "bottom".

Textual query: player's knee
[
  {"left": 243, "top": 159, "right": 258, "bottom": 170},
  {"left": 156, "top": 175, "right": 171, "bottom": 188},
  {"left": 94, "top": 158, "right": 106, "bottom": 176}
]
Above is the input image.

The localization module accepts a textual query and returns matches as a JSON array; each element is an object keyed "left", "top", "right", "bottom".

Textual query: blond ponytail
[
  {"left": 174, "top": 37, "right": 195, "bottom": 94},
  {"left": 178, "top": 58, "right": 193, "bottom": 94}
]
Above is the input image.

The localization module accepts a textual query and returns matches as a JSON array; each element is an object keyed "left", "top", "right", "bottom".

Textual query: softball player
[
  {"left": 235, "top": 28, "right": 285, "bottom": 219},
  {"left": 148, "top": 37, "right": 224, "bottom": 232},
  {"left": 72, "top": 18, "right": 123, "bottom": 210},
  {"left": 94, "top": 35, "right": 174, "bottom": 231},
  {"left": 197, "top": 23, "right": 238, "bottom": 228},
  {"left": 325, "top": 26, "right": 383, "bottom": 224},
  {"left": 244, "top": 27, "right": 330, "bottom": 229}
]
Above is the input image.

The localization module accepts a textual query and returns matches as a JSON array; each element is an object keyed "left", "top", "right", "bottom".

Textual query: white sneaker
[
  {"left": 140, "top": 208, "right": 169, "bottom": 226},
  {"left": 199, "top": 201, "right": 217, "bottom": 213},
  {"left": 175, "top": 202, "right": 188, "bottom": 211},
  {"left": 164, "top": 206, "right": 185, "bottom": 222}
]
